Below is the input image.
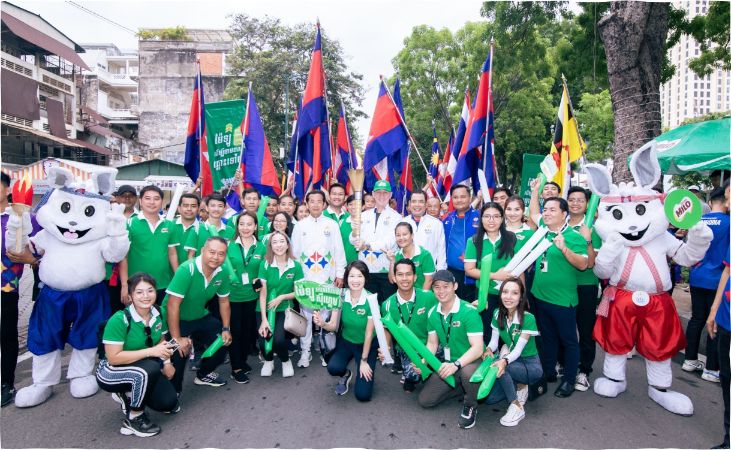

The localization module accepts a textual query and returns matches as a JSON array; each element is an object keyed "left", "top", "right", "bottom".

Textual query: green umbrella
[{"left": 653, "top": 117, "right": 730, "bottom": 175}]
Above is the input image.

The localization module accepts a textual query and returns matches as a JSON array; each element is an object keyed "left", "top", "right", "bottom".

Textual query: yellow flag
[{"left": 549, "top": 82, "right": 586, "bottom": 194}]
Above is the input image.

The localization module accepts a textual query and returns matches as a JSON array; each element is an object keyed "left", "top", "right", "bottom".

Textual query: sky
[{"left": 14, "top": 0, "right": 491, "bottom": 144}]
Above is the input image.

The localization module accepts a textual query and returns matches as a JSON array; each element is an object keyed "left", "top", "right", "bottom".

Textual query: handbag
[{"left": 284, "top": 307, "right": 307, "bottom": 337}]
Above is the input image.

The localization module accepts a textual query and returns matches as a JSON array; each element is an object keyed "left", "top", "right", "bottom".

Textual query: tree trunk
[{"left": 598, "top": 2, "right": 669, "bottom": 182}]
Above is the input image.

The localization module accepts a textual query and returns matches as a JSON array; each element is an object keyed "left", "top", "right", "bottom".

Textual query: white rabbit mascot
[
  {"left": 6, "top": 167, "right": 130, "bottom": 408},
  {"left": 584, "top": 142, "right": 712, "bottom": 416}
]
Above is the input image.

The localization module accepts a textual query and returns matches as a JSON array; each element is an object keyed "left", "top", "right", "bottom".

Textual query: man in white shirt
[
  {"left": 350, "top": 180, "right": 401, "bottom": 303},
  {"left": 403, "top": 191, "right": 447, "bottom": 270},
  {"left": 291, "top": 190, "right": 346, "bottom": 367}
]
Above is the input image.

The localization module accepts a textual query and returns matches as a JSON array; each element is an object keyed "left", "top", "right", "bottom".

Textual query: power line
[{"left": 65, "top": 1, "right": 137, "bottom": 35}]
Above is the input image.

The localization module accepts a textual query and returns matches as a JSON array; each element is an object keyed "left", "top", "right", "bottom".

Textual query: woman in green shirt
[
  {"left": 262, "top": 211, "right": 293, "bottom": 244},
  {"left": 464, "top": 202, "right": 524, "bottom": 337},
  {"left": 227, "top": 212, "right": 266, "bottom": 384},
  {"left": 504, "top": 196, "right": 535, "bottom": 238},
  {"left": 96, "top": 273, "right": 179, "bottom": 438},
  {"left": 387, "top": 222, "right": 436, "bottom": 290},
  {"left": 484, "top": 277, "right": 543, "bottom": 427},
  {"left": 257, "top": 231, "right": 302, "bottom": 378},
  {"left": 313, "top": 261, "right": 378, "bottom": 402}
]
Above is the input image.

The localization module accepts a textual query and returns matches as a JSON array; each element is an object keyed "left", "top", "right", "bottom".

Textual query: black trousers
[
  {"left": 229, "top": 301, "right": 258, "bottom": 370},
  {"left": 718, "top": 327, "right": 730, "bottom": 447},
  {"left": 365, "top": 273, "right": 397, "bottom": 304},
  {"left": 256, "top": 312, "right": 289, "bottom": 362},
  {"left": 534, "top": 299, "right": 579, "bottom": 384},
  {"left": 1, "top": 291, "right": 19, "bottom": 387},
  {"left": 479, "top": 293, "right": 501, "bottom": 343},
  {"left": 104, "top": 279, "right": 124, "bottom": 314},
  {"left": 96, "top": 358, "right": 178, "bottom": 413},
  {"left": 686, "top": 286, "right": 719, "bottom": 371},
  {"left": 170, "top": 314, "right": 227, "bottom": 393},
  {"left": 448, "top": 268, "right": 476, "bottom": 301},
  {"left": 576, "top": 284, "right": 599, "bottom": 375}
]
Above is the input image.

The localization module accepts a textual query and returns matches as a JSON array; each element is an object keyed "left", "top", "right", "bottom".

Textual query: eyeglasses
[
  {"left": 567, "top": 198, "right": 586, "bottom": 204},
  {"left": 144, "top": 326, "right": 153, "bottom": 348},
  {"left": 482, "top": 215, "right": 502, "bottom": 221}
]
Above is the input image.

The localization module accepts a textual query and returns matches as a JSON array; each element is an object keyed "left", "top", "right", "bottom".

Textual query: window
[
  {"left": 694, "top": 82, "right": 698, "bottom": 88},
  {"left": 707, "top": 100, "right": 710, "bottom": 106}
]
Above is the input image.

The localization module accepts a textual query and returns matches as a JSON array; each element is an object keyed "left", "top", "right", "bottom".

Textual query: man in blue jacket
[{"left": 442, "top": 184, "right": 480, "bottom": 301}]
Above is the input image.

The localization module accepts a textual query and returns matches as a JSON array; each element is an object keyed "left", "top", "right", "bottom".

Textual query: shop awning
[
  {"left": 2, "top": 120, "right": 112, "bottom": 156},
  {"left": 81, "top": 107, "right": 109, "bottom": 125},
  {"left": 86, "top": 123, "right": 124, "bottom": 139}
]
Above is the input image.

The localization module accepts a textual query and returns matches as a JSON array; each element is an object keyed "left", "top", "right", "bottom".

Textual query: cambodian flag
[
  {"left": 286, "top": 22, "right": 331, "bottom": 200},
  {"left": 333, "top": 103, "right": 354, "bottom": 190},
  {"left": 184, "top": 66, "right": 213, "bottom": 197},
  {"left": 240, "top": 85, "right": 281, "bottom": 198},
  {"left": 390, "top": 78, "right": 411, "bottom": 212}
]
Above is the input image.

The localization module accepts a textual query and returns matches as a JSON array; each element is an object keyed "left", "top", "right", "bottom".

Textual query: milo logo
[
  {"left": 673, "top": 196, "right": 693, "bottom": 222},
  {"left": 664, "top": 189, "right": 702, "bottom": 230}
]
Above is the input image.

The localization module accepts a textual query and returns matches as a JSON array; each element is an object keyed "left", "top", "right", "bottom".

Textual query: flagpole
[
  {"left": 562, "top": 74, "right": 588, "bottom": 166},
  {"left": 379, "top": 75, "right": 443, "bottom": 202},
  {"left": 341, "top": 100, "right": 357, "bottom": 169},
  {"left": 237, "top": 82, "right": 253, "bottom": 192},
  {"left": 319, "top": 20, "right": 335, "bottom": 193},
  {"left": 291, "top": 95, "right": 302, "bottom": 199},
  {"left": 196, "top": 59, "right": 203, "bottom": 195}
]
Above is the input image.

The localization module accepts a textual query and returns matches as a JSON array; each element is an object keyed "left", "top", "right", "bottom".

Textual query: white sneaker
[
  {"left": 681, "top": 359, "right": 704, "bottom": 372},
  {"left": 499, "top": 402, "right": 525, "bottom": 427},
  {"left": 320, "top": 355, "right": 327, "bottom": 367},
  {"left": 575, "top": 372, "right": 590, "bottom": 392},
  {"left": 282, "top": 360, "right": 294, "bottom": 378},
  {"left": 701, "top": 369, "right": 720, "bottom": 383},
  {"left": 516, "top": 385, "right": 529, "bottom": 406},
  {"left": 555, "top": 363, "right": 564, "bottom": 377},
  {"left": 298, "top": 351, "right": 312, "bottom": 368},
  {"left": 261, "top": 361, "right": 274, "bottom": 377}
]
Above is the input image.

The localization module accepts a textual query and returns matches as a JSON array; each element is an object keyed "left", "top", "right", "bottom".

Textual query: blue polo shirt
[
  {"left": 442, "top": 208, "right": 480, "bottom": 284},
  {"left": 689, "top": 212, "right": 730, "bottom": 290},
  {"left": 716, "top": 250, "right": 730, "bottom": 333}
]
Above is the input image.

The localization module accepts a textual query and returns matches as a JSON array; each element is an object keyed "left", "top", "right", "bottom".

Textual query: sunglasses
[{"left": 144, "top": 325, "right": 153, "bottom": 348}]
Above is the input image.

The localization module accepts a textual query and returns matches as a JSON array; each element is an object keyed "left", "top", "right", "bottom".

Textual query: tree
[
  {"left": 576, "top": 89, "right": 614, "bottom": 161},
  {"left": 598, "top": 2, "right": 669, "bottom": 183},
  {"left": 224, "top": 15, "right": 365, "bottom": 169}
]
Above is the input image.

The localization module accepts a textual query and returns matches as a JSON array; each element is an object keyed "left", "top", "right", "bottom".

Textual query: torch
[
  {"left": 348, "top": 150, "right": 365, "bottom": 241},
  {"left": 11, "top": 174, "right": 33, "bottom": 253}
]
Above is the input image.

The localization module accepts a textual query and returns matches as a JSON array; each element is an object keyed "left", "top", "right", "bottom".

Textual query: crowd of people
[{"left": 0, "top": 171, "right": 728, "bottom": 446}]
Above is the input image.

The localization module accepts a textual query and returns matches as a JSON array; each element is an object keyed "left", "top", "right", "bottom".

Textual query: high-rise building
[{"left": 660, "top": 0, "right": 731, "bottom": 129}]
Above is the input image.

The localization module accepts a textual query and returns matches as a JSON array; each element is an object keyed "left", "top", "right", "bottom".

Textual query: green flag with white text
[{"left": 205, "top": 99, "right": 245, "bottom": 191}]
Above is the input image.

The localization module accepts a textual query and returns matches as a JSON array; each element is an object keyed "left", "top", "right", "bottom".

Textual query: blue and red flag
[
  {"left": 426, "top": 127, "right": 440, "bottom": 198},
  {"left": 436, "top": 130, "right": 454, "bottom": 197},
  {"left": 444, "top": 89, "right": 470, "bottom": 199},
  {"left": 286, "top": 22, "right": 331, "bottom": 200},
  {"left": 333, "top": 103, "right": 354, "bottom": 191},
  {"left": 390, "top": 78, "right": 411, "bottom": 213},
  {"left": 184, "top": 64, "right": 213, "bottom": 197},
  {"left": 240, "top": 85, "right": 281, "bottom": 198}
]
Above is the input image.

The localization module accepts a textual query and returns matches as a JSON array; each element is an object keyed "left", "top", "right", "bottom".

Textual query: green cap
[{"left": 373, "top": 180, "right": 392, "bottom": 192}]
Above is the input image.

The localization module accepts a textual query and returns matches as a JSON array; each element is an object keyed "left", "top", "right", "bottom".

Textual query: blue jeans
[
  {"left": 326, "top": 338, "right": 377, "bottom": 402},
  {"left": 486, "top": 355, "right": 543, "bottom": 404}
]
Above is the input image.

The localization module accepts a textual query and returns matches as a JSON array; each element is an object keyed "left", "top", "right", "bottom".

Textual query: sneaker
[
  {"left": 702, "top": 369, "right": 721, "bottom": 383},
  {"left": 575, "top": 372, "right": 590, "bottom": 392},
  {"left": 194, "top": 372, "right": 227, "bottom": 387},
  {"left": 163, "top": 403, "right": 181, "bottom": 414},
  {"left": 111, "top": 392, "right": 128, "bottom": 416},
  {"left": 403, "top": 380, "right": 416, "bottom": 393},
  {"left": 335, "top": 370, "right": 353, "bottom": 396},
  {"left": 458, "top": 404, "right": 477, "bottom": 429},
  {"left": 499, "top": 402, "right": 525, "bottom": 427},
  {"left": 681, "top": 359, "right": 704, "bottom": 372},
  {"left": 298, "top": 350, "right": 312, "bottom": 368},
  {"left": 391, "top": 361, "right": 403, "bottom": 375},
  {"left": 261, "top": 361, "right": 274, "bottom": 377},
  {"left": 282, "top": 360, "right": 295, "bottom": 378},
  {"left": 1, "top": 385, "right": 15, "bottom": 408},
  {"left": 120, "top": 412, "right": 161, "bottom": 437},
  {"left": 320, "top": 355, "right": 327, "bottom": 367},
  {"left": 516, "top": 385, "right": 529, "bottom": 406},
  {"left": 230, "top": 370, "right": 250, "bottom": 384},
  {"left": 189, "top": 358, "right": 201, "bottom": 372},
  {"left": 555, "top": 363, "right": 564, "bottom": 377},
  {"left": 241, "top": 361, "right": 252, "bottom": 375}
]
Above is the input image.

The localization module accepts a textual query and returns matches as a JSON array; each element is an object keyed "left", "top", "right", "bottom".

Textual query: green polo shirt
[
  {"left": 323, "top": 209, "right": 358, "bottom": 264},
  {"left": 464, "top": 232, "right": 526, "bottom": 295},
  {"left": 340, "top": 291, "right": 374, "bottom": 345},
  {"left": 255, "top": 258, "right": 304, "bottom": 312},
  {"left": 226, "top": 212, "right": 269, "bottom": 240},
  {"left": 491, "top": 309, "right": 539, "bottom": 358},
  {"left": 171, "top": 219, "right": 199, "bottom": 265},
  {"left": 162, "top": 257, "right": 231, "bottom": 321},
  {"left": 102, "top": 306, "right": 167, "bottom": 352},
  {"left": 395, "top": 246, "right": 436, "bottom": 290},
  {"left": 508, "top": 225, "right": 535, "bottom": 242},
  {"left": 427, "top": 298, "right": 483, "bottom": 362},
  {"left": 184, "top": 221, "right": 235, "bottom": 256},
  {"left": 126, "top": 215, "right": 175, "bottom": 289},
  {"left": 571, "top": 224, "right": 602, "bottom": 286},
  {"left": 227, "top": 238, "right": 266, "bottom": 302},
  {"left": 381, "top": 288, "right": 437, "bottom": 344},
  {"left": 530, "top": 226, "right": 588, "bottom": 307}
]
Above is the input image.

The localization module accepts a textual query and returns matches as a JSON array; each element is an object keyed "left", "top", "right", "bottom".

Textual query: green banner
[
  {"left": 205, "top": 99, "right": 245, "bottom": 191},
  {"left": 520, "top": 153, "right": 544, "bottom": 205},
  {"left": 294, "top": 280, "right": 342, "bottom": 310}
]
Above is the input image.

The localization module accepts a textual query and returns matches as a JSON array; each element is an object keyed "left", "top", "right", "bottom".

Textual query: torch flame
[{"left": 11, "top": 174, "right": 33, "bottom": 206}]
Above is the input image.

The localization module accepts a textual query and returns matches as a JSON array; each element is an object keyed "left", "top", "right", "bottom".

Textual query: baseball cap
[
  {"left": 373, "top": 180, "right": 392, "bottom": 192},
  {"left": 432, "top": 270, "right": 456, "bottom": 284},
  {"left": 115, "top": 185, "right": 137, "bottom": 196},
  {"left": 687, "top": 185, "right": 701, "bottom": 192}
]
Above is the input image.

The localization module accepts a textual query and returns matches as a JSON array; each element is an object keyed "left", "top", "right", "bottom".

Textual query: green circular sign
[{"left": 664, "top": 189, "right": 702, "bottom": 229}]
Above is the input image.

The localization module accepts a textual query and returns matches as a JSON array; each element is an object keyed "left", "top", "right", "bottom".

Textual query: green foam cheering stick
[
  {"left": 470, "top": 355, "right": 500, "bottom": 400},
  {"left": 257, "top": 196, "right": 271, "bottom": 229},
  {"left": 264, "top": 288, "right": 277, "bottom": 355},
  {"left": 201, "top": 334, "right": 224, "bottom": 358},
  {"left": 381, "top": 312, "right": 432, "bottom": 380},
  {"left": 393, "top": 319, "right": 455, "bottom": 388},
  {"left": 584, "top": 193, "right": 601, "bottom": 229},
  {"left": 477, "top": 254, "right": 493, "bottom": 312},
  {"left": 470, "top": 355, "right": 496, "bottom": 382}
]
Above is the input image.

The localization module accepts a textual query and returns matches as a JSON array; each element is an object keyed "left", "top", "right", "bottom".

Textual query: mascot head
[
  {"left": 34, "top": 167, "right": 117, "bottom": 245},
  {"left": 585, "top": 142, "right": 667, "bottom": 247}
]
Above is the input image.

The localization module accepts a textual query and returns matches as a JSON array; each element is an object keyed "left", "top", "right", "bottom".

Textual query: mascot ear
[
  {"left": 630, "top": 141, "right": 661, "bottom": 190},
  {"left": 91, "top": 169, "right": 118, "bottom": 196},
  {"left": 47, "top": 167, "right": 75, "bottom": 189},
  {"left": 585, "top": 163, "right": 612, "bottom": 197}
]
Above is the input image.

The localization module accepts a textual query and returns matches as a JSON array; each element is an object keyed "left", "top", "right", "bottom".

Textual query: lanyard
[
  {"left": 398, "top": 299, "right": 416, "bottom": 326},
  {"left": 238, "top": 240, "right": 256, "bottom": 268},
  {"left": 440, "top": 313, "right": 453, "bottom": 345}
]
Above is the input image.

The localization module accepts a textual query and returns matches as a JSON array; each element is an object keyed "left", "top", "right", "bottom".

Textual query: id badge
[
  {"left": 444, "top": 346, "right": 451, "bottom": 362},
  {"left": 540, "top": 255, "right": 548, "bottom": 273},
  {"left": 242, "top": 273, "right": 250, "bottom": 284}
]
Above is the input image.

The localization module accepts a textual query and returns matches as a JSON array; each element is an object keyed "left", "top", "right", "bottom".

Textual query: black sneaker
[
  {"left": 231, "top": 371, "right": 251, "bottom": 384},
  {"left": 1, "top": 384, "right": 15, "bottom": 407},
  {"left": 189, "top": 358, "right": 201, "bottom": 372},
  {"left": 194, "top": 371, "right": 227, "bottom": 387},
  {"left": 241, "top": 361, "right": 252, "bottom": 375},
  {"left": 163, "top": 403, "right": 181, "bottom": 414},
  {"left": 458, "top": 404, "right": 477, "bottom": 429},
  {"left": 120, "top": 412, "right": 161, "bottom": 437},
  {"left": 403, "top": 380, "right": 416, "bottom": 393},
  {"left": 111, "top": 392, "right": 129, "bottom": 416},
  {"left": 390, "top": 361, "right": 403, "bottom": 375},
  {"left": 335, "top": 370, "right": 352, "bottom": 396}
]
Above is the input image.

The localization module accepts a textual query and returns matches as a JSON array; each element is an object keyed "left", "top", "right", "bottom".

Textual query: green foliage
[
  {"left": 576, "top": 89, "right": 613, "bottom": 161},
  {"left": 137, "top": 26, "right": 189, "bottom": 41},
  {"left": 224, "top": 15, "right": 365, "bottom": 168}
]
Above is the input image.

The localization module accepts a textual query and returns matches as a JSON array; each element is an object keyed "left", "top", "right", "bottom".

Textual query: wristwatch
[
  {"left": 453, "top": 360, "right": 462, "bottom": 370},
  {"left": 586, "top": 240, "right": 593, "bottom": 246},
  {"left": 222, "top": 327, "right": 231, "bottom": 332}
]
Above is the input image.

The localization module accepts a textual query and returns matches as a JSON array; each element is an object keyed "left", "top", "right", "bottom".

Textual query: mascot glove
[
  {"left": 3, "top": 206, "right": 31, "bottom": 250},
  {"left": 598, "top": 232, "right": 624, "bottom": 262},
  {"left": 106, "top": 203, "right": 128, "bottom": 237},
  {"left": 687, "top": 221, "right": 713, "bottom": 244}
]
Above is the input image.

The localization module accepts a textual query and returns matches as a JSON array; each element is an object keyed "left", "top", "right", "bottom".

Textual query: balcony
[
  {"left": 97, "top": 68, "right": 137, "bottom": 88},
  {"left": 1, "top": 51, "right": 75, "bottom": 95}
]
